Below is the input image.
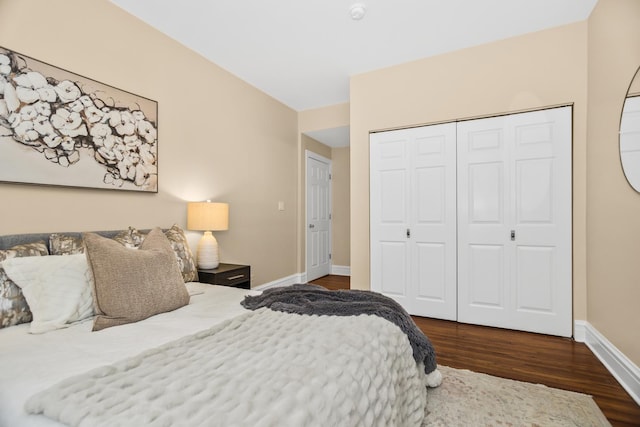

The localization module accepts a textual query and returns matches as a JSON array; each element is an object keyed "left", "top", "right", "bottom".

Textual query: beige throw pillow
[{"left": 84, "top": 228, "right": 189, "bottom": 331}]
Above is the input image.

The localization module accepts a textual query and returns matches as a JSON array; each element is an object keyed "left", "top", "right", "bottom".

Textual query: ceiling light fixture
[{"left": 349, "top": 3, "right": 366, "bottom": 21}]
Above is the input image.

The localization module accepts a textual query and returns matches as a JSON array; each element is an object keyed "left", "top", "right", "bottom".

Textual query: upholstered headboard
[{"left": 0, "top": 230, "right": 129, "bottom": 250}]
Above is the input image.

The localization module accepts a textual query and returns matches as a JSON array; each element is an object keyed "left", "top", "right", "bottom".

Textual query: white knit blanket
[{"left": 26, "top": 308, "right": 428, "bottom": 427}]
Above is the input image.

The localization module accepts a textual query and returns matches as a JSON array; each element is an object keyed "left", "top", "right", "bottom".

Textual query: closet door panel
[
  {"left": 509, "top": 107, "right": 572, "bottom": 337},
  {"left": 370, "top": 132, "right": 412, "bottom": 308},
  {"left": 457, "top": 116, "right": 510, "bottom": 327},
  {"left": 415, "top": 242, "right": 447, "bottom": 301},
  {"left": 468, "top": 244, "right": 505, "bottom": 307},
  {"left": 516, "top": 159, "right": 553, "bottom": 223},
  {"left": 468, "top": 162, "right": 504, "bottom": 223},
  {"left": 378, "top": 242, "right": 409, "bottom": 296},
  {"left": 459, "top": 107, "right": 572, "bottom": 337},
  {"left": 371, "top": 123, "right": 457, "bottom": 320},
  {"left": 415, "top": 166, "right": 445, "bottom": 223},
  {"left": 515, "top": 245, "right": 554, "bottom": 312},
  {"left": 380, "top": 170, "right": 406, "bottom": 221},
  {"left": 410, "top": 124, "right": 457, "bottom": 319}
]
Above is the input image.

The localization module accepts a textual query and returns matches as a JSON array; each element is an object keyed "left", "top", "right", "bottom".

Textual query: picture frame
[{"left": 0, "top": 46, "right": 158, "bottom": 193}]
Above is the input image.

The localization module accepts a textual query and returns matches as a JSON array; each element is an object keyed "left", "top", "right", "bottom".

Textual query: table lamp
[{"left": 187, "top": 201, "right": 229, "bottom": 269}]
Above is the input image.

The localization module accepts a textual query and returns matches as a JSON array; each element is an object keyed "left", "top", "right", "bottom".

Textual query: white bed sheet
[{"left": 0, "top": 283, "right": 256, "bottom": 427}]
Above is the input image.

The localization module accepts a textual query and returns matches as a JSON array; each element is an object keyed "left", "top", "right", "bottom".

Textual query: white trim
[
  {"left": 582, "top": 321, "right": 640, "bottom": 405},
  {"left": 252, "top": 273, "right": 303, "bottom": 291},
  {"left": 331, "top": 265, "right": 351, "bottom": 276},
  {"left": 574, "top": 320, "right": 587, "bottom": 343}
]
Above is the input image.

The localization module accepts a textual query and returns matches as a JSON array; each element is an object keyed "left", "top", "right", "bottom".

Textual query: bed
[{"left": 0, "top": 226, "right": 440, "bottom": 427}]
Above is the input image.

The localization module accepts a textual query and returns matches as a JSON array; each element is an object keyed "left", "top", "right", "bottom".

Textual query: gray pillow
[
  {"left": 111, "top": 227, "right": 145, "bottom": 249},
  {"left": 112, "top": 225, "right": 198, "bottom": 283},
  {"left": 49, "top": 233, "right": 84, "bottom": 255},
  {"left": 50, "top": 226, "right": 198, "bottom": 282},
  {"left": 0, "top": 242, "right": 49, "bottom": 328},
  {"left": 164, "top": 224, "right": 199, "bottom": 283},
  {"left": 84, "top": 228, "right": 189, "bottom": 331}
]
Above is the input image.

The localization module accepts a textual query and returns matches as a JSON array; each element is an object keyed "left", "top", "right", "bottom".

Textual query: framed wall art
[{"left": 0, "top": 46, "right": 158, "bottom": 192}]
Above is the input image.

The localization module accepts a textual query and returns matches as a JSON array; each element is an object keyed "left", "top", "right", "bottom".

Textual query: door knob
[{"left": 309, "top": 224, "right": 315, "bottom": 229}]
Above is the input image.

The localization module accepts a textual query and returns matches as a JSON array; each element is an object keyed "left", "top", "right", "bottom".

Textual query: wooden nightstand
[{"left": 197, "top": 263, "right": 251, "bottom": 289}]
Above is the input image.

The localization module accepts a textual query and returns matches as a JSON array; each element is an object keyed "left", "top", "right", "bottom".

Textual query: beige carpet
[{"left": 423, "top": 366, "right": 611, "bottom": 426}]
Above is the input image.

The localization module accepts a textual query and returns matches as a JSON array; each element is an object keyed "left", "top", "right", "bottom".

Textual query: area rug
[{"left": 423, "top": 366, "right": 611, "bottom": 426}]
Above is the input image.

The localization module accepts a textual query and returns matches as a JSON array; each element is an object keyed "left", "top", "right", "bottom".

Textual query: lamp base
[{"left": 197, "top": 231, "right": 219, "bottom": 269}]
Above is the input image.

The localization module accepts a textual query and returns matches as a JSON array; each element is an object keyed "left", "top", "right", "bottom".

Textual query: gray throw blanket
[{"left": 241, "top": 284, "right": 438, "bottom": 375}]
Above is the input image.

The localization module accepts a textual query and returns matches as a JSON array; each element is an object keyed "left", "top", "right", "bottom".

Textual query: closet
[{"left": 370, "top": 107, "right": 572, "bottom": 337}]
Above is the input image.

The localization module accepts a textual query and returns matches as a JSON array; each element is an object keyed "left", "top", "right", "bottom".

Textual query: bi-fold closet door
[
  {"left": 370, "top": 123, "right": 458, "bottom": 320},
  {"left": 370, "top": 107, "right": 572, "bottom": 337}
]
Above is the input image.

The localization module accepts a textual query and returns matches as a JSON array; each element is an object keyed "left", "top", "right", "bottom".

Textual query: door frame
[{"left": 305, "top": 150, "right": 332, "bottom": 281}]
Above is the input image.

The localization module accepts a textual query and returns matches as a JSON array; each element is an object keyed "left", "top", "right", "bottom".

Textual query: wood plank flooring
[{"left": 309, "top": 275, "right": 640, "bottom": 427}]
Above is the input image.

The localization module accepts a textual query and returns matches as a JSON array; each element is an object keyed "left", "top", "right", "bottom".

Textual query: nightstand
[{"left": 197, "top": 263, "right": 251, "bottom": 289}]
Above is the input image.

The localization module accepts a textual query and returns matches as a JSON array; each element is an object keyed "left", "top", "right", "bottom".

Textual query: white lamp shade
[{"left": 187, "top": 202, "right": 229, "bottom": 231}]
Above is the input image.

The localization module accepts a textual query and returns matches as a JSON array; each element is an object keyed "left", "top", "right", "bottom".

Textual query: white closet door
[
  {"left": 457, "top": 107, "right": 572, "bottom": 337},
  {"left": 370, "top": 130, "right": 412, "bottom": 309},
  {"left": 456, "top": 115, "right": 510, "bottom": 327},
  {"left": 409, "top": 123, "right": 457, "bottom": 319},
  {"left": 370, "top": 123, "right": 457, "bottom": 319}
]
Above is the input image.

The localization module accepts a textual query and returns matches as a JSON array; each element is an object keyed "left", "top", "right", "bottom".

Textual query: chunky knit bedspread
[
  {"left": 26, "top": 308, "right": 429, "bottom": 427},
  {"left": 242, "top": 284, "right": 439, "bottom": 378}
]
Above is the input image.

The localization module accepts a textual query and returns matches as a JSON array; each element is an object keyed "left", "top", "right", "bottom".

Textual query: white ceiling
[
  {"left": 305, "top": 126, "right": 350, "bottom": 148},
  {"left": 110, "top": 0, "right": 597, "bottom": 146}
]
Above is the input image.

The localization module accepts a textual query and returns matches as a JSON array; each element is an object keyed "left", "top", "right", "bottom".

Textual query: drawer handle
[{"left": 227, "top": 274, "right": 245, "bottom": 280}]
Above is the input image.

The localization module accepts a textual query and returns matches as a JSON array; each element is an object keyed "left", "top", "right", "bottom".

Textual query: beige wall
[
  {"left": 299, "top": 103, "right": 350, "bottom": 133},
  {"left": 331, "top": 147, "right": 350, "bottom": 267},
  {"left": 587, "top": 0, "right": 640, "bottom": 365},
  {"left": 303, "top": 134, "right": 332, "bottom": 159},
  {"left": 0, "top": 0, "right": 299, "bottom": 286},
  {"left": 350, "top": 20, "right": 589, "bottom": 331}
]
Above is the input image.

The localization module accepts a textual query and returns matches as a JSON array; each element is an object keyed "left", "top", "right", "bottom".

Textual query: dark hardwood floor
[{"left": 310, "top": 275, "right": 640, "bottom": 427}]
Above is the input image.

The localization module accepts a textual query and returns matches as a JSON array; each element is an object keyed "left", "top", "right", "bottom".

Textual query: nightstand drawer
[
  {"left": 214, "top": 267, "right": 250, "bottom": 287},
  {"left": 198, "top": 264, "right": 251, "bottom": 289}
]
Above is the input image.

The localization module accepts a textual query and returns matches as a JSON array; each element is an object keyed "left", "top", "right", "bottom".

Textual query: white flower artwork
[{"left": 0, "top": 46, "right": 158, "bottom": 192}]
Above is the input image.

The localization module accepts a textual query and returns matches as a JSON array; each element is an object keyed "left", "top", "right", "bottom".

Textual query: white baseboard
[
  {"left": 255, "top": 268, "right": 352, "bottom": 290},
  {"left": 252, "top": 267, "right": 351, "bottom": 290},
  {"left": 252, "top": 273, "right": 304, "bottom": 291},
  {"left": 331, "top": 265, "right": 351, "bottom": 276},
  {"left": 574, "top": 320, "right": 587, "bottom": 343},
  {"left": 577, "top": 320, "right": 640, "bottom": 405}
]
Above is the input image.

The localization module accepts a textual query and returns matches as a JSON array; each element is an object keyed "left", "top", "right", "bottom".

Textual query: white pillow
[{"left": 1, "top": 254, "right": 94, "bottom": 334}]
